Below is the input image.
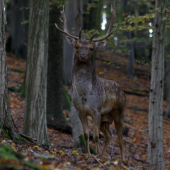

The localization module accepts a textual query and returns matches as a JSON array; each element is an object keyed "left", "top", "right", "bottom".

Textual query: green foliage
[
  {"left": 0, "top": 144, "right": 19, "bottom": 160},
  {"left": 50, "top": 0, "right": 64, "bottom": 8},
  {"left": 21, "top": 20, "right": 29, "bottom": 25},
  {"left": 0, "top": 144, "right": 43, "bottom": 170}
]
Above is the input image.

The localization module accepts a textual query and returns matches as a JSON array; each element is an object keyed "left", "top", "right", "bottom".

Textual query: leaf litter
[{"left": 0, "top": 51, "right": 170, "bottom": 170}]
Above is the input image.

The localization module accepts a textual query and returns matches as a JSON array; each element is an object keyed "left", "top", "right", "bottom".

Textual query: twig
[
  {"left": 132, "top": 156, "right": 147, "bottom": 164},
  {"left": 11, "top": 115, "right": 20, "bottom": 134},
  {"left": 92, "top": 154, "right": 104, "bottom": 167}
]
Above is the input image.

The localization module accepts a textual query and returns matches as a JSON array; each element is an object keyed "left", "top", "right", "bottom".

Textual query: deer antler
[
  {"left": 91, "top": 5, "right": 116, "bottom": 42},
  {"left": 55, "top": 6, "right": 79, "bottom": 40}
]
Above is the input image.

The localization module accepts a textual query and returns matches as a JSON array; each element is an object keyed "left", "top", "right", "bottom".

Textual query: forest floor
[{"left": 0, "top": 51, "right": 170, "bottom": 170}]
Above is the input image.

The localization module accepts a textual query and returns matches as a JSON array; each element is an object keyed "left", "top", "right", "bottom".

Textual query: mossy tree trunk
[
  {"left": 23, "top": 0, "right": 50, "bottom": 146},
  {"left": 0, "top": 0, "right": 18, "bottom": 140}
]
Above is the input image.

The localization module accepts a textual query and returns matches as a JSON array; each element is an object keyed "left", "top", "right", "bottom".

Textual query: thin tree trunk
[
  {"left": 148, "top": 0, "right": 166, "bottom": 169},
  {"left": 23, "top": 0, "right": 50, "bottom": 146},
  {"left": 70, "top": 104, "right": 83, "bottom": 147},
  {"left": 63, "top": 0, "right": 74, "bottom": 85},
  {"left": 165, "top": 56, "right": 170, "bottom": 117},
  {"left": 0, "top": 0, "right": 18, "bottom": 139},
  {"left": 70, "top": 0, "right": 84, "bottom": 147},
  {"left": 47, "top": 3, "right": 65, "bottom": 122},
  {"left": 165, "top": 30, "right": 170, "bottom": 118},
  {"left": 124, "top": 0, "right": 135, "bottom": 75},
  {"left": 126, "top": 31, "right": 135, "bottom": 75}
]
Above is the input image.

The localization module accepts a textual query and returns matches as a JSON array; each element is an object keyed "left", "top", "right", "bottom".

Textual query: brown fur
[{"left": 71, "top": 40, "right": 126, "bottom": 161}]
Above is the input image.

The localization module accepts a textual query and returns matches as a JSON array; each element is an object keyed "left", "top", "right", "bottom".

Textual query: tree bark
[
  {"left": 47, "top": 3, "right": 65, "bottom": 122},
  {"left": 70, "top": 104, "right": 84, "bottom": 147},
  {"left": 148, "top": 0, "right": 166, "bottom": 169},
  {"left": 0, "top": 0, "right": 18, "bottom": 139},
  {"left": 23, "top": 0, "right": 50, "bottom": 146}
]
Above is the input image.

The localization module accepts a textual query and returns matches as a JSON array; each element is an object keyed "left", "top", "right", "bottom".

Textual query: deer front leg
[
  {"left": 79, "top": 114, "right": 90, "bottom": 154},
  {"left": 93, "top": 112, "right": 101, "bottom": 155}
]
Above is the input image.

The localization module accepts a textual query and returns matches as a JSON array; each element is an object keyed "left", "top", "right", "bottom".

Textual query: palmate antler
[{"left": 55, "top": 5, "right": 116, "bottom": 41}]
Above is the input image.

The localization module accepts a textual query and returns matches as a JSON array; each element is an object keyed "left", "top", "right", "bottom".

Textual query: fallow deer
[{"left": 55, "top": 5, "right": 126, "bottom": 161}]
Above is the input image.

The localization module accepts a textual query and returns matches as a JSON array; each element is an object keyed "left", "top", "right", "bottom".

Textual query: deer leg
[
  {"left": 93, "top": 112, "right": 101, "bottom": 154},
  {"left": 114, "top": 120, "right": 124, "bottom": 162},
  {"left": 79, "top": 114, "right": 90, "bottom": 154},
  {"left": 100, "top": 122, "right": 112, "bottom": 157}
]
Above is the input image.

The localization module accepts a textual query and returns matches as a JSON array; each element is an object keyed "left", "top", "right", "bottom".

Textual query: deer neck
[{"left": 72, "top": 53, "right": 97, "bottom": 86}]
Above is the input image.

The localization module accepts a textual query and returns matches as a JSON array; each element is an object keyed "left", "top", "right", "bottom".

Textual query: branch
[{"left": 92, "top": 154, "right": 104, "bottom": 166}]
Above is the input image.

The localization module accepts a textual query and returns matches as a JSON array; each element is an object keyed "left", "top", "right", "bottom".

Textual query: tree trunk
[
  {"left": 148, "top": 0, "right": 166, "bottom": 169},
  {"left": 0, "top": 0, "right": 18, "bottom": 140},
  {"left": 126, "top": 31, "right": 135, "bottom": 75},
  {"left": 165, "top": 29, "right": 170, "bottom": 118},
  {"left": 70, "top": 104, "right": 83, "bottom": 147},
  {"left": 165, "top": 56, "right": 170, "bottom": 117},
  {"left": 23, "top": 0, "right": 50, "bottom": 146},
  {"left": 124, "top": 0, "right": 135, "bottom": 75},
  {"left": 70, "top": 0, "right": 84, "bottom": 148},
  {"left": 63, "top": 0, "right": 74, "bottom": 85},
  {"left": 11, "top": 0, "right": 27, "bottom": 58},
  {"left": 47, "top": 3, "right": 65, "bottom": 122}
]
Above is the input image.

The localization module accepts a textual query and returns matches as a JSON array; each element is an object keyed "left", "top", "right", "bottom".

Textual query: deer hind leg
[
  {"left": 93, "top": 112, "right": 101, "bottom": 154},
  {"left": 100, "top": 121, "right": 112, "bottom": 157},
  {"left": 79, "top": 114, "right": 90, "bottom": 154},
  {"left": 114, "top": 118, "right": 124, "bottom": 162}
]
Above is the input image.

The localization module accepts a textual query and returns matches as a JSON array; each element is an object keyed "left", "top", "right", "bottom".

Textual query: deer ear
[
  {"left": 94, "top": 41, "right": 105, "bottom": 50},
  {"left": 65, "top": 36, "right": 76, "bottom": 47}
]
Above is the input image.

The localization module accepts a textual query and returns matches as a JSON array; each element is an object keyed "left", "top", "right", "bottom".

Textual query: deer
[{"left": 55, "top": 5, "right": 126, "bottom": 161}]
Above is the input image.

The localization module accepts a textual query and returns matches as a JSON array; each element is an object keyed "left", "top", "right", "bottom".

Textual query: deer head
[{"left": 55, "top": 5, "right": 116, "bottom": 62}]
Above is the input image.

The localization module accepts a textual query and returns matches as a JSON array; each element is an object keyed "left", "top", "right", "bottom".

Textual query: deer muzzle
[{"left": 79, "top": 53, "right": 88, "bottom": 62}]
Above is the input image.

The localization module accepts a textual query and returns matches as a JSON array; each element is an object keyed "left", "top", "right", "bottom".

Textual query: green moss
[
  {"left": 15, "top": 135, "right": 28, "bottom": 142},
  {"left": 78, "top": 134, "right": 97, "bottom": 155},
  {"left": 10, "top": 68, "right": 26, "bottom": 73},
  {"left": 1, "top": 129, "right": 12, "bottom": 140},
  {"left": 15, "top": 78, "right": 25, "bottom": 97}
]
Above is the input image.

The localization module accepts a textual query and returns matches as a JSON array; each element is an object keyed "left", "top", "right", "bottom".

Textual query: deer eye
[
  {"left": 75, "top": 45, "right": 79, "bottom": 49},
  {"left": 90, "top": 47, "right": 93, "bottom": 51}
]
